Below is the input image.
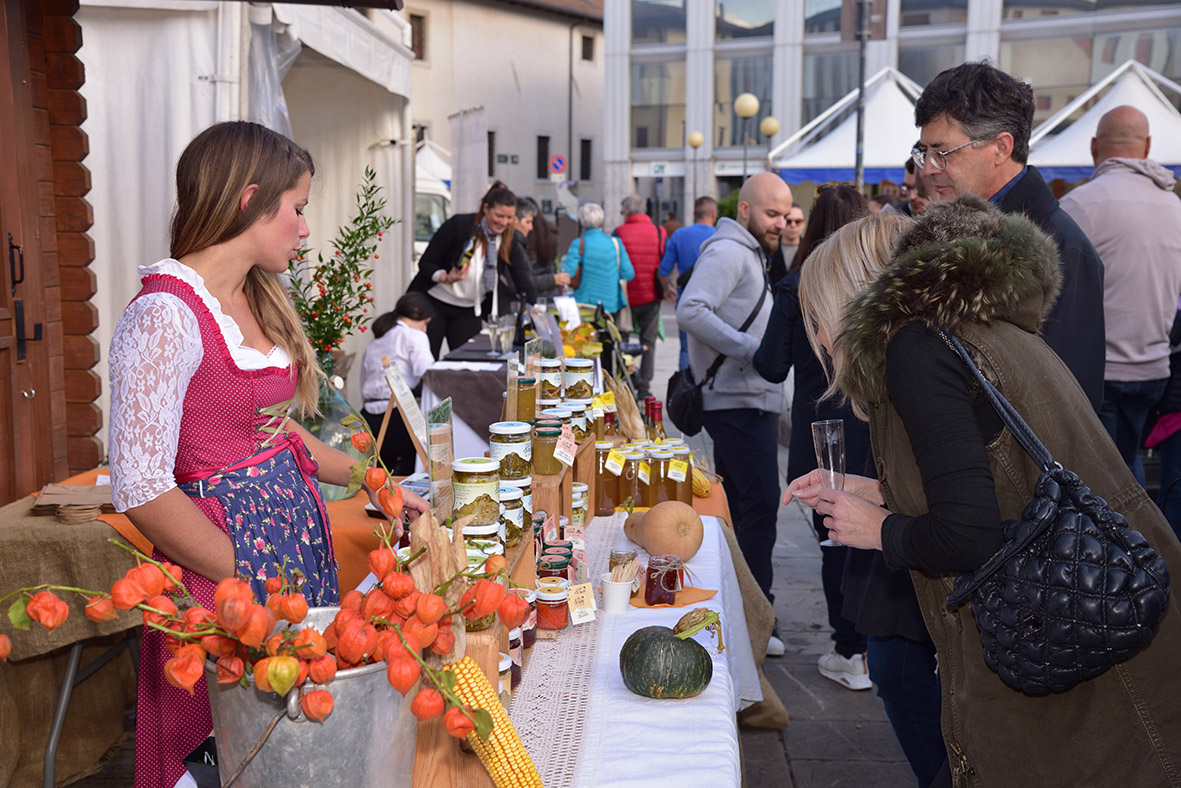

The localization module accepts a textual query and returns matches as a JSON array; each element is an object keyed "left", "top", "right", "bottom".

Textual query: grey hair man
[
  {"left": 913, "top": 61, "right": 1105, "bottom": 412},
  {"left": 1059, "top": 105, "right": 1181, "bottom": 485}
]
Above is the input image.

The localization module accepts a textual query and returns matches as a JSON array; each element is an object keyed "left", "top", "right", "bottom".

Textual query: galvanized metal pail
[{"left": 204, "top": 607, "right": 416, "bottom": 788}]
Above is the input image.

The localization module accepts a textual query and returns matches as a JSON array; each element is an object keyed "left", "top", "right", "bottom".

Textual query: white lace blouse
[{"left": 108, "top": 260, "right": 291, "bottom": 512}]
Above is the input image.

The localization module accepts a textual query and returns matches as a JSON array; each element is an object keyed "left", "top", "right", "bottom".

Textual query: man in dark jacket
[
  {"left": 914, "top": 61, "right": 1105, "bottom": 412},
  {"left": 615, "top": 195, "right": 667, "bottom": 399}
]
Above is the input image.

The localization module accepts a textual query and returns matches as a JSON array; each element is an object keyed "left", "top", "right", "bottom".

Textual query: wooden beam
[
  {"left": 61, "top": 300, "right": 97, "bottom": 335},
  {"left": 63, "top": 334, "right": 99, "bottom": 369},
  {"left": 65, "top": 368, "right": 101, "bottom": 403},
  {"left": 52, "top": 160, "right": 89, "bottom": 196},
  {"left": 49, "top": 124, "right": 86, "bottom": 160},
  {"left": 66, "top": 403, "right": 102, "bottom": 437},
  {"left": 54, "top": 195, "right": 91, "bottom": 232},
  {"left": 47, "top": 88, "right": 84, "bottom": 125},
  {"left": 60, "top": 265, "right": 95, "bottom": 301},
  {"left": 57, "top": 231, "right": 93, "bottom": 264},
  {"left": 45, "top": 52, "right": 83, "bottom": 90},
  {"left": 67, "top": 436, "right": 103, "bottom": 472},
  {"left": 40, "top": 15, "right": 82, "bottom": 54}
]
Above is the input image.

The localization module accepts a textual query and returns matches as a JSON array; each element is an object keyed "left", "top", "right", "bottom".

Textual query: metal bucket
[{"left": 204, "top": 607, "right": 416, "bottom": 788}]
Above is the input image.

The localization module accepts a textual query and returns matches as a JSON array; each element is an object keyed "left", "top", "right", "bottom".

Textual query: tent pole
[{"left": 854, "top": 0, "right": 868, "bottom": 192}]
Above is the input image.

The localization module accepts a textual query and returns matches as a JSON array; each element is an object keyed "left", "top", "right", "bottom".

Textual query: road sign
[
  {"left": 549, "top": 154, "right": 567, "bottom": 174},
  {"left": 650, "top": 161, "right": 668, "bottom": 176},
  {"left": 497, "top": 154, "right": 508, "bottom": 164}
]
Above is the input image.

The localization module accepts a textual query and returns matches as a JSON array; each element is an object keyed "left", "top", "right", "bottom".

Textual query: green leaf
[
  {"left": 8, "top": 596, "right": 31, "bottom": 630},
  {"left": 340, "top": 414, "right": 363, "bottom": 429},
  {"left": 345, "top": 460, "right": 367, "bottom": 497},
  {"left": 470, "top": 707, "right": 495, "bottom": 741},
  {"left": 440, "top": 670, "right": 457, "bottom": 692}
]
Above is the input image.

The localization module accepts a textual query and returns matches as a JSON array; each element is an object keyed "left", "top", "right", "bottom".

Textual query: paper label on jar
[
  {"left": 605, "top": 450, "right": 625, "bottom": 475},
  {"left": 638, "top": 461, "right": 651, "bottom": 485},
  {"left": 569, "top": 537, "right": 586, "bottom": 551},
  {"left": 452, "top": 479, "right": 499, "bottom": 522},
  {"left": 668, "top": 460, "right": 689, "bottom": 482},
  {"left": 502, "top": 504, "right": 524, "bottom": 531},
  {"left": 600, "top": 391, "right": 617, "bottom": 413},
  {"left": 554, "top": 425, "right": 577, "bottom": 466},
  {"left": 564, "top": 520, "right": 586, "bottom": 544},
  {"left": 570, "top": 414, "right": 587, "bottom": 431},
  {"left": 632, "top": 563, "right": 645, "bottom": 594},
  {"left": 523, "top": 491, "right": 532, "bottom": 513},
  {"left": 568, "top": 582, "right": 595, "bottom": 625},
  {"left": 592, "top": 396, "right": 604, "bottom": 420},
  {"left": 539, "top": 370, "right": 562, "bottom": 387},
  {"left": 489, "top": 440, "right": 531, "bottom": 463},
  {"left": 542, "top": 513, "right": 558, "bottom": 543}
]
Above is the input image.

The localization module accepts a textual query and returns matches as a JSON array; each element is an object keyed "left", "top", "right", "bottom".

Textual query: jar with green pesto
[
  {"left": 489, "top": 421, "right": 532, "bottom": 480},
  {"left": 500, "top": 475, "right": 532, "bottom": 522},
  {"left": 452, "top": 457, "right": 501, "bottom": 525},
  {"left": 532, "top": 428, "right": 563, "bottom": 475},
  {"left": 463, "top": 521, "right": 503, "bottom": 554},
  {"left": 539, "top": 358, "right": 563, "bottom": 399},
  {"left": 499, "top": 486, "right": 525, "bottom": 548},
  {"left": 564, "top": 357, "right": 594, "bottom": 400}
]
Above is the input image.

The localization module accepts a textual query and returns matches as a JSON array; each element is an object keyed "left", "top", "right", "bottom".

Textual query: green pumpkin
[{"left": 619, "top": 625, "right": 713, "bottom": 699}]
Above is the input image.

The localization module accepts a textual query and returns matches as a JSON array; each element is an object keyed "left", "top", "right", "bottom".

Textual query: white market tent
[
  {"left": 1029, "top": 60, "right": 1181, "bottom": 181},
  {"left": 416, "top": 138, "right": 453, "bottom": 188},
  {"left": 767, "top": 68, "right": 923, "bottom": 184}
]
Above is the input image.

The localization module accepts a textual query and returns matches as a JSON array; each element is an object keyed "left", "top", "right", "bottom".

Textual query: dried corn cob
[
  {"left": 446, "top": 656, "right": 543, "bottom": 788},
  {"left": 691, "top": 467, "right": 712, "bottom": 497}
]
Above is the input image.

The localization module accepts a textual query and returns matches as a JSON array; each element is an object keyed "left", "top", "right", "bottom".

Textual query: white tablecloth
[{"left": 512, "top": 513, "right": 759, "bottom": 788}]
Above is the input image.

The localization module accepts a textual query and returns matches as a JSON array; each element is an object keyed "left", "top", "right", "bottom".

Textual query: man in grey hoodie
[
  {"left": 677, "top": 172, "right": 790, "bottom": 652},
  {"left": 1060, "top": 105, "right": 1181, "bottom": 484}
]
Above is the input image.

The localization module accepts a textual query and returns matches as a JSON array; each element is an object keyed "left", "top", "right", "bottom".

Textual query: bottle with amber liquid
[
  {"left": 594, "top": 441, "right": 619, "bottom": 516},
  {"left": 648, "top": 401, "right": 667, "bottom": 442}
]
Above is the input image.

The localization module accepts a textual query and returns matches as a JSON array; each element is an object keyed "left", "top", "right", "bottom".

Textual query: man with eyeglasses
[
  {"left": 913, "top": 61, "right": 1105, "bottom": 412},
  {"left": 768, "top": 204, "right": 806, "bottom": 284}
]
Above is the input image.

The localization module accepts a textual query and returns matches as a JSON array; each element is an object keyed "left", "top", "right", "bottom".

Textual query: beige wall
[{"left": 403, "top": 0, "right": 605, "bottom": 206}]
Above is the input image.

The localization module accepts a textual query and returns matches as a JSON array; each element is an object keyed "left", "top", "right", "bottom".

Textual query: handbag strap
[
  {"left": 701, "top": 268, "right": 770, "bottom": 387},
  {"left": 941, "top": 331, "right": 1056, "bottom": 471}
]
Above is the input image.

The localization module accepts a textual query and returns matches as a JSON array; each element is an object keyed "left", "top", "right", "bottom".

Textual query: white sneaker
[
  {"left": 766, "top": 629, "right": 786, "bottom": 657},
  {"left": 817, "top": 651, "right": 872, "bottom": 690}
]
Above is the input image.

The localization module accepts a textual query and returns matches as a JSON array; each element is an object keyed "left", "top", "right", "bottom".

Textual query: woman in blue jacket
[{"left": 561, "top": 202, "right": 634, "bottom": 317}]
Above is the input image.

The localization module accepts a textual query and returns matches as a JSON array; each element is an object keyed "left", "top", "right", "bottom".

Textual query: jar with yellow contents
[
  {"left": 646, "top": 449, "right": 677, "bottom": 506},
  {"left": 595, "top": 441, "right": 620, "bottom": 515},
  {"left": 560, "top": 401, "right": 589, "bottom": 442},
  {"left": 670, "top": 447, "right": 693, "bottom": 504},
  {"left": 532, "top": 428, "right": 563, "bottom": 475},
  {"left": 620, "top": 451, "right": 647, "bottom": 508},
  {"left": 451, "top": 457, "right": 501, "bottom": 526}
]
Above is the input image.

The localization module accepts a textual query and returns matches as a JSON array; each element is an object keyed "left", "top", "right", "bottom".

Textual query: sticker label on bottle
[
  {"left": 592, "top": 396, "right": 604, "bottom": 420},
  {"left": 606, "top": 450, "right": 625, "bottom": 475},
  {"left": 489, "top": 440, "right": 531, "bottom": 464},
  {"left": 668, "top": 460, "right": 689, "bottom": 482},
  {"left": 554, "top": 424, "right": 577, "bottom": 466},
  {"left": 600, "top": 391, "right": 617, "bottom": 413},
  {"left": 568, "top": 582, "right": 595, "bottom": 625},
  {"left": 638, "top": 461, "right": 651, "bottom": 485}
]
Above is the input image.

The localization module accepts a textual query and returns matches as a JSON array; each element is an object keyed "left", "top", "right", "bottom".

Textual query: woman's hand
[
  {"left": 784, "top": 470, "right": 885, "bottom": 508},
  {"left": 814, "top": 488, "right": 889, "bottom": 551},
  {"left": 363, "top": 484, "right": 431, "bottom": 540},
  {"left": 440, "top": 266, "right": 469, "bottom": 284},
  {"left": 553, "top": 272, "right": 571, "bottom": 287}
]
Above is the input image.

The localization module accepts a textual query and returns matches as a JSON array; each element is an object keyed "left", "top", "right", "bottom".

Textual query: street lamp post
[
  {"left": 687, "top": 131, "right": 704, "bottom": 208},
  {"left": 733, "top": 92, "right": 760, "bottom": 180}
]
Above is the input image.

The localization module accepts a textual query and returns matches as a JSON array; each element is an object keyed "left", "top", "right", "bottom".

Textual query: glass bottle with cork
[{"left": 648, "top": 401, "right": 667, "bottom": 442}]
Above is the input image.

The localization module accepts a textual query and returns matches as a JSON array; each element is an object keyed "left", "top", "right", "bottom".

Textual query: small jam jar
[
  {"left": 537, "top": 555, "right": 570, "bottom": 580},
  {"left": 557, "top": 516, "right": 570, "bottom": 538},
  {"left": 539, "top": 358, "right": 563, "bottom": 399},
  {"left": 508, "top": 628, "right": 523, "bottom": 690},
  {"left": 532, "top": 428, "right": 563, "bottom": 475},
  {"left": 560, "top": 400, "right": 589, "bottom": 441},
  {"left": 499, "top": 486, "right": 525, "bottom": 548},
  {"left": 498, "top": 652, "right": 513, "bottom": 707},
  {"left": 489, "top": 421, "right": 532, "bottom": 480},
  {"left": 512, "top": 587, "right": 537, "bottom": 648},
  {"left": 500, "top": 475, "right": 533, "bottom": 522},
  {"left": 539, "top": 407, "right": 573, "bottom": 432},
  {"left": 609, "top": 549, "right": 638, "bottom": 570},
  {"left": 514, "top": 377, "right": 537, "bottom": 422},
  {"left": 563, "top": 358, "right": 594, "bottom": 400},
  {"left": 571, "top": 492, "right": 587, "bottom": 530},
  {"left": 645, "top": 554, "right": 682, "bottom": 606},
  {"left": 463, "top": 521, "right": 503, "bottom": 553},
  {"left": 536, "top": 586, "right": 570, "bottom": 630}
]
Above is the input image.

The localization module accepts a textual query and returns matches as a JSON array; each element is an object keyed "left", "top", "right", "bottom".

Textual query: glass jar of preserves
[
  {"left": 498, "top": 652, "right": 513, "bottom": 707},
  {"left": 645, "top": 554, "right": 682, "bottom": 606},
  {"left": 536, "top": 586, "right": 570, "bottom": 630},
  {"left": 544, "top": 538, "right": 573, "bottom": 553},
  {"left": 508, "top": 628, "right": 523, "bottom": 690},
  {"left": 539, "top": 407, "right": 572, "bottom": 432},
  {"left": 489, "top": 421, "right": 532, "bottom": 480},
  {"left": 588, "top": 397, "right": 606, "bottom": 440},
  {"left": 463, "top": 521, "right": 503, "bottom": 554},
  {"left": 514, "top": 377, "right": 536, "bottom": 423},
  {"left": 595, "top": 441, "right": 620, "bottom": 516},
  {"left": 537, "top": 398, "right": 562, "bottom": 414},
  {"left": 536, "top": 576, "right": 569, "bottom": 590},
  {"left": 537, "top": 555, "right": 570, "bottom": 580},
  {"left": 564, "top": 357, "right": 594, "bottom": 400},
  {"left": 572, "top": 482, "right": 588, "bottom": 500},
  {"left": 500, "top": 475, "right": 533, "bottom": 522},
  {"left": 671, "top": 447, "right": 693, "bottom": 504},
  {"left": 609, "top": 548, "right": 638, "bottom": 571},
  {"left": 560, "top": 400, "right": 589, "bottom": 442},
  {"left": 533, "top": 418, "right": 561, "bottom": 430},
  {"left": 531, "top": 428, "right": 563, "bottom": 475},
  {"left": 620, "top": 451, "right": 646, "bottom": 509},
  {"left": 512, "top": 588, "right": 537, "bottom": 648},
  {"left": 539, "top": 359, "right": 563, "bottom": 399},
  {"left": 571, "top": 492, "right": 587, "bottom": 530},
  {"left": 647, "top": 450, "right": 677, "bottom": 506},
  {"left": 452, "top": 457, "right": 501, "bottom": 525},
  {"left": 499, "top": 486, "right": 525, "bottom": 548}
]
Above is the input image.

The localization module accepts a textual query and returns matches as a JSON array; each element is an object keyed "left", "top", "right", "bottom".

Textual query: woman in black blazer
[{"left": 408, "top": 182, "right": 538, "bottom": 357}]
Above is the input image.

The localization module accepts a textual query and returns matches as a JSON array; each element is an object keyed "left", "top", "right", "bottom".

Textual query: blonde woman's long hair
[
  {"left": 170, "top": 121, "right": 324, "bottom": 418},
  {"left": 798, "top": 212, "right": 913, "bottom": 420}
]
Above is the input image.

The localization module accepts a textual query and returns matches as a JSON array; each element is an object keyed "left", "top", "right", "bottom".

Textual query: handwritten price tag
[
  {"left": 572, "top": 549, "right": 590, "bottom": 584},
  {"left": 564, "top": 520, "right": 586, "bottom": 544},
  {"left": 568, "top": 582, "right": 596, "bottom": 624},
  {"left": 600, "top": 391, "right": 617, "bottom": 413},
  {"left": 554, "top": 424, "right": 577, "bottom": 466},
  {"left": 638, "top": 461, "right": 651, "bottom": 485},
  {"left": 542, "top": 513, "right": 558, "bottom": 543},
  {"left": 668, "top": 459, "right": 689, "bottom": 482}
]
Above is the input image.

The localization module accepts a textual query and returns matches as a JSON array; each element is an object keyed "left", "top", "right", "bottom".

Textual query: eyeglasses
[
  {"left": 899, "top": 184, "right": 912, "bottom": 196},
  {"left": 785, "top": 218, "right": 805, "bottom": 225},
  {"left": 911, "top": 138, "right": 989, "bottom": 172}
]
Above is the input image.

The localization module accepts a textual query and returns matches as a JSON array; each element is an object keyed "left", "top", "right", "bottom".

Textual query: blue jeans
[
  {"left": 1156, "top": 429, "right": 1181, "bottom": 541},
  {"left": 1099, "top": 378, "right": 1167, "bottom": 486},
  {"left": 867, "top": 634, "right": 945, "bottom": 788}
]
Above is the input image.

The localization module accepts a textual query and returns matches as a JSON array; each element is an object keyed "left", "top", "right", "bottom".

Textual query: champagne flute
[{"left": 812, "top": 419, "right": 845, "bottom": 547}]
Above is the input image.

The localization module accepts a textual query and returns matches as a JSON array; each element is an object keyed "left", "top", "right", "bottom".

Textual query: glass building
[{"left": 603, "top": 0, "right": 1181, "bottom": 223}]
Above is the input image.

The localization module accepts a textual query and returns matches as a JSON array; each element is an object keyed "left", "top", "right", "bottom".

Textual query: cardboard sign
[
  {"left": 564, "top": 519, "right": 586, "bottom": 545},
  {"left": 554, "top": 424, "right": 577, "bottom": 467},
  {"left": 568, "top": 582, "right": 595, "bottom": 625}
]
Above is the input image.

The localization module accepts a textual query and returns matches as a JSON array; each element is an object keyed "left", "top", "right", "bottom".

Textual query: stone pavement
[{"left": 651, "top": 301, "right": 917, "bottom": 788}]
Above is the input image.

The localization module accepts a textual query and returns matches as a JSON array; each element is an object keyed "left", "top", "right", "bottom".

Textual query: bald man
[
  {"left": 676, "top": 171, "right": 790, "bottom": 655},
  {"left": 1060, "top": 105, "right": 1181, "bottom": 485}
]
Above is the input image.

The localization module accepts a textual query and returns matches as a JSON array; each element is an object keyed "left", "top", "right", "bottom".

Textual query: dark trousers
[
  {"left": 1099, "top": 378, "right": 1167, "bottom": 485},
  {"left": 867, "top": 634, "right": 946, "bottom": 788},
  {"left": 1155, "top": 428, "right": 1181, "bottom": 541},
  {"left": 704, "top": 408, "right": 780, "bottom": 603},
  {"left": 425, "top": 295, "right": 483, "bottom": 359},
  {"left": 362, "top": 409, "right": 418, "bottom": 476},
  {"left": 811, "top": 513, "right": 867, "bottom": 658},
  {"left": 630, "top": 300, "right": 661, "bottom": 397}
]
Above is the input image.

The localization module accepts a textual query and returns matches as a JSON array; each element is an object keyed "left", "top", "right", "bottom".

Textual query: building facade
[
  {"left": 402, "top": 0, "right": 605, "bottom": 213},
  {"left": 604, "top": 0, "right": 1181, "bottom": 226}
]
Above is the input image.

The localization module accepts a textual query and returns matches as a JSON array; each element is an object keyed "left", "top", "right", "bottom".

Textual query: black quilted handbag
[{"left": 942, "top": 332, "right": 1171, "bottom": 696}]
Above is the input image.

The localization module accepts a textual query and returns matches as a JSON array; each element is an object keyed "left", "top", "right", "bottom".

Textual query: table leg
[{"left": 44, "top": 641, "right": 83, "bottom": 788}]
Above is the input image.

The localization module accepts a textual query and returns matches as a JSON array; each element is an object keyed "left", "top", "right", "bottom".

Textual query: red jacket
[{"left": 615, "top": 214, "right": 666, "bottom": 306}]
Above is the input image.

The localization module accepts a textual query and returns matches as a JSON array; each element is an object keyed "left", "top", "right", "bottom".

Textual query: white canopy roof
[
  {"left": 768, "top": 68, "right": 922, "bottom": 184},
  {"left": 1029, "top": 60, "right": 1181, "bottom": 181},
  {"left": 416, "top": 139, "right": 452, "bottom": 187}
]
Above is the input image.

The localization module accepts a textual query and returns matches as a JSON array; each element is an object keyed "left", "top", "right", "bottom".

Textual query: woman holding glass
[{"left": 789, "top": 200, "right": 1181, "bottom": 787}]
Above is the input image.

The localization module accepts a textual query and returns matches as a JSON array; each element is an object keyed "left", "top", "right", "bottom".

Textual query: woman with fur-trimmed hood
[{"left": 788, "top": 198, "right": 1181, "bottom": 787}]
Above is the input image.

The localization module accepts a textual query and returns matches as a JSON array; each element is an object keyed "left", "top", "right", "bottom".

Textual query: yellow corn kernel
[{"left": 446, "top": 657, "right": 543, "bottom": 788}]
